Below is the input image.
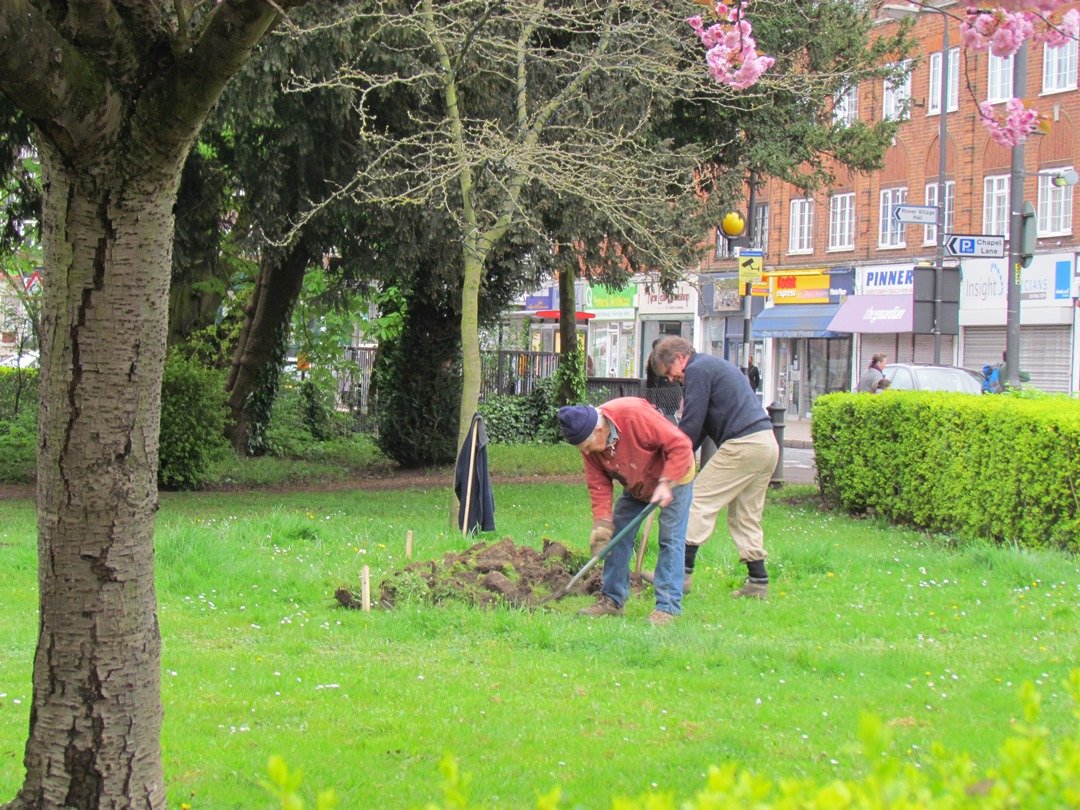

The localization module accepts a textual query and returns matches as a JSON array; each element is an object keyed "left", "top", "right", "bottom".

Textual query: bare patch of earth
[
  {"left": 335, "top": 536, "right": 650, "bottom": 610},
  {"left": 0, "top": 471, "right": 582, "bottom": 501}
]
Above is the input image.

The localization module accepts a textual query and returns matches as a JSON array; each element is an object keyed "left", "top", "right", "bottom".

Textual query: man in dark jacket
[
  {"left": 649, "top": 338, "right": 778, "bottom": 598},
  {"left": 558, "top": 398, "right": 695, "bottom": 625}
]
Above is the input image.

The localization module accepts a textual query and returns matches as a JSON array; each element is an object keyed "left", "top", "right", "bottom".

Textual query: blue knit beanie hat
[{"left": 558, "top": 405, "right": 599, "bottom": 446}]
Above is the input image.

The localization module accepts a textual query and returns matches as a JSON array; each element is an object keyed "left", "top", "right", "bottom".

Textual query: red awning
[{"left": 530, "top": 310, "right": 596, "bottom": 320}]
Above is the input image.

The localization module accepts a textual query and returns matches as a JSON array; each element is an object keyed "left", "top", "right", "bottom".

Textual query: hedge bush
[
  {"left": 478, "top": 376, "right": 562, "bottom": 445},
  {"left": 812, "top": 391, "right": 1080, "bottom": 551},
  {"left": 158, "top": 352, "right": 229, "bottom": 490},
  {"left": 0, "top": 368, "right": 38, "bottom": 484}
]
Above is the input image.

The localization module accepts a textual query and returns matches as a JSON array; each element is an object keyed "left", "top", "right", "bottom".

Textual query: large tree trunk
[
  {"left": 224, "top": 245, "right": 310, "bottom": 454},
  {"left": 6, "top": 146, "right": 175, "bottom": 810}
]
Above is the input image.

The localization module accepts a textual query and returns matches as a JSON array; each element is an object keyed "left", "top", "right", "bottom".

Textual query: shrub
[
  {"left": 479, "top": 376, "right": 562, "bottom": 445},
  {"left": 374, "top": 301, "right": 462, "bottom": 467},
  {"left": 0, "top": 365, "right": 39, "bottom": 422},
  {"left": 159, "top": 352, "right": 229, "bottom": 490},
  {"left": 813, "top": 391, "right": 1080, "bottom": 551}
]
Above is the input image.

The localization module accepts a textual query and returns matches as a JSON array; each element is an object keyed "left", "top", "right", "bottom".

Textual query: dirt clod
[{"left": 335, "top": 536, "right": 649, "bottom": 610}]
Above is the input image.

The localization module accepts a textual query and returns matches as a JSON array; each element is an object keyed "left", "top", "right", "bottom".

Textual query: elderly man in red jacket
[{"left": 559, "top": 398, "right": 695, "bottom": 626}]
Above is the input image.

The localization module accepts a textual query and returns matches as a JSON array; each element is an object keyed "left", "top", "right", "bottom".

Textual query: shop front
[
  {"left": 829, "top": 263, "right": 957, "bottom": 388},
  {"left": 584, "top": 283, "right": 638, "bottom": 378},
  {"left": 958, "top": 253, "right": 1076, "bottom": 392},
  {"left": 698, "top": 271, "right": 765, "bottom": 365},
  {"left": 753, "top": 268, "right": 853, "bottom": 419},
  {"left": 637, "top": 281, "right": 697, "bottom": 373}
]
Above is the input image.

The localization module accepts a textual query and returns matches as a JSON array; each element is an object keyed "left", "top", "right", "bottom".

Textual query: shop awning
[
  {"left": 828, "top": 294, "right": 912, "bottom": 333},
  {"left": 530, "top": 310, "right": 596, "bottom": 321},
  {"left": 752, "top": 303, "right": 845, "bottom": 338}
]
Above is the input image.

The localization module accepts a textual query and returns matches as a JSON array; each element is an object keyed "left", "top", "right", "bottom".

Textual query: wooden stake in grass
[
  {"left": 406, "top": 530, "right": 413, "bottom": 560},
  {"left": 361, "top": 565, "right": 371, "bottom": 612}
]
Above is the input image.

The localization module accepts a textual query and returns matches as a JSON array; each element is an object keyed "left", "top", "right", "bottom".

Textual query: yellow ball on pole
[{"left": 721, "top": 211, "right": 745, "bottom": 237}]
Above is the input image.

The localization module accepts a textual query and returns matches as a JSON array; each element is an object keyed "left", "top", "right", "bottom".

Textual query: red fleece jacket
[{"left": 580, "top": 397, "right": 695, "bottom": 521}]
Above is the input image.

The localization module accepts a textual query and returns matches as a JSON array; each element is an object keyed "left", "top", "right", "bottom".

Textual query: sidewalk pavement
[{"left": 779, "top": 417, "right": 813, "bottom": 449}]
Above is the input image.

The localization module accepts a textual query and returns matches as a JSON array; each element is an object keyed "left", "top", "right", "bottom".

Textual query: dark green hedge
[
  {"left": 812, "top": 391, "right": 1080, "bottom": 552},
  {"left": 159, "top": 353, "right": 229, "bottom": 490}
]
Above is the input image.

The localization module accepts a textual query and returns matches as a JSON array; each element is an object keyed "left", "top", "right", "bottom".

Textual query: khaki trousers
[{"left": 686, "top": 429, "right": 778, "bottom": 562}]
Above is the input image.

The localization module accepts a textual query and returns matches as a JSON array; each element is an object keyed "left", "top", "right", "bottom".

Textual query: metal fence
[{"left": 330, "top": 347, "right": 682, "bottom": 433}]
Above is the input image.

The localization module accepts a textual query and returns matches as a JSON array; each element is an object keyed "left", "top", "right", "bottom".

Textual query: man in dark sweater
[{"left": 649, "top": 337, "right": 778, "bottom": 599}]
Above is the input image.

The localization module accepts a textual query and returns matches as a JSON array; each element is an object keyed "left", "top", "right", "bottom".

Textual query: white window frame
[
  {"left": 878, "top": 187, "right": 907, "bottom": 248},
  {"left": 788, "top": 198, "right": 814, "bottom": 255},
  {"left": 752, "top": 203, "right": 769, "bottom": 253},
  {"left": 928, "top": 48, "right": 960, "bottom": 115},
  {"left": 983, "top": 175, "right": 1010, "bottom": 237},
  {"left": 1037, "top": 168, "right": 1074, "bottom": 236},
  {"left": 828, "top": 193, "right": 856, "bottom": 251},
  {"left": 883, "top": 61, "right": 912, "bottom": 121},
  {"left": 923, "top": 181, "right": 955, "bottom": 245},
  {"left": 987, "top": 53, "right": 1014, "bottom": 103},
  {"left": 833, "top": 85, "right": 858, "bottom": 127},
  {"left": 1042, "top": 39, "right": 1078, "bottom": 93},
  {"left": 715, "top": 226, "right": 734, "bottom": 259}
]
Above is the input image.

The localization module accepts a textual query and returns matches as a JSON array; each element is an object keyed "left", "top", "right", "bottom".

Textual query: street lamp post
[
  {"left": 883, "top": 2, "right": 951, "bottom": 364},
  {"left": 932, "top": 11, "right": 949, "bottom": 366},
  {"left": 1004, "top": 43, "right": 1028, "bottom": 389}
]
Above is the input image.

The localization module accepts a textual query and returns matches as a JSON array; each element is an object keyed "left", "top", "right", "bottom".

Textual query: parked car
[
  {"left": 881, "top": 363, "right": 984, "bottom": 395},
  {"left": 0, "top": 350, "right": 39, "bottom": 369}
]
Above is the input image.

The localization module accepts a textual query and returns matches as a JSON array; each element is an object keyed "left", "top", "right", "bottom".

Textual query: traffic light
[{"left": 1020, "top": 201, "right": 1036, "bottom": 269}]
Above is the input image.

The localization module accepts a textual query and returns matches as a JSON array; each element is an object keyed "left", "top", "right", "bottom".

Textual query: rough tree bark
[{"left": 0, "top": 0, "right": 310, "bottom": 806}]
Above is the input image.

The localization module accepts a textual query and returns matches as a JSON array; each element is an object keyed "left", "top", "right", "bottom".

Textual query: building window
[
  {"left": 928, "top": 48, "right": 960, "bottom": 114},
  {"left": 715, "top": 226, "right": 734, "bottom": 259},
  {"left": 788, "top": 198, "right": 814, "bottom": 254},
  {"left": 833, "top": 85, "right": 858, "bottom": 127},
  {"left": 987, "top": 53, "right": 1014, "bottom": 103},
  {"left": 829, "top": 193, "right": 855, "bottom": 250},
  {"left": 923, "top": 181, "right": 955, "bottom": 245},
  {"left": 752, "top": 203, "right": 769, "bottom": 253},
  {"left": 1043, "top": 40, "right": 1078, "bottom": 93},
  {"left": 883, "top": 61, "right": 911, "bottom": 121},
  {"left": 983, "top": 175, "right": 1010, "bottom": 237},
  {"left": 1038, "top": 168, "right": 1074, "bottom": 236},
  {"left": 878, "top": 187, "right": 907, "bottom": 248}
]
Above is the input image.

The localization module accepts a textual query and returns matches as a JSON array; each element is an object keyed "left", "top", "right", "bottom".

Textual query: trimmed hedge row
[{"left": 812, "top": 391, "right": 1080, "bottom": 552}]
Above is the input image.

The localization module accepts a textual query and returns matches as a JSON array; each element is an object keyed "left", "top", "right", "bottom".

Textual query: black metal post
[{"left": 767, "top": 399, "right": 786, "bottom": 487}]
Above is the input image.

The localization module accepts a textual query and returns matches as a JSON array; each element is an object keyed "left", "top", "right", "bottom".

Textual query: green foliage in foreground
[
  {"left": 813, "top": 391, "right": 1080, "bottom": 552},
  {"left": 2, "top": 484, "right": 1078, "bottom": 808},
  {"left": 267, "top": 672, "right": 1080, "bottom": 808}
]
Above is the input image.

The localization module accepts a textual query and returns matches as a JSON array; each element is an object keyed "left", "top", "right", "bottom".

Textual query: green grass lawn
[{"left": 1, "top": 481, "right": 1078, "bottom": 808}]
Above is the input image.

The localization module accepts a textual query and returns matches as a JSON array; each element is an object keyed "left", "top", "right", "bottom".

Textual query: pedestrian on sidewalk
[
  {"left": 857, "top": 353, "right": 889, "bottom": 393},
  {"left": 558, "top": 399, "right": 696, "bottom": 625},
  {"left": 649, "top": 338, "right": 778, "bottom": 599}
]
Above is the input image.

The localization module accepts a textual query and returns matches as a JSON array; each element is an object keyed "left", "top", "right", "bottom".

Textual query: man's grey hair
[{"left": 650, "top": 337, "right": 693, "bottom": 373}]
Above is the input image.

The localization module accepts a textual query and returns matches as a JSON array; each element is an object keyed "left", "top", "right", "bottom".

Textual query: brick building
[{"left": 702, "top": 0, "right": 1080, "bottom": 419}]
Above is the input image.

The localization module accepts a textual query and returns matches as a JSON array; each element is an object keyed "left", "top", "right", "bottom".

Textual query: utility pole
[
  {"left": 1004, "top": 42, "right": 1028, "bottom": 389},
  {"left": 741, "top": 173, "right": 758, "bottom": 370},
  {"left": 932, "top": 12, "right": 949, "bottom": 364}
]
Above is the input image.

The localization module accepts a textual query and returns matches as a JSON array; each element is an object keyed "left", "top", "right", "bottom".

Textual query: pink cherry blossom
[
  {"left": 689, "top": 1, "right": 774, "bottom": 91},
  {"left": 979, "top": 97, "right": 1049, "bottom": 147},
  {"left": 1037, "top": 7, "right": 1080, "bottom": 46},
  {"left": 961, "top": 9, "right": 1035, "bottom": 58}
]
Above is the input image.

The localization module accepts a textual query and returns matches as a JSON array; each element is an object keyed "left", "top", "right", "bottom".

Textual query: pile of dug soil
[{"left": 334, "top": 537, "right": 649, "bottom": 610}]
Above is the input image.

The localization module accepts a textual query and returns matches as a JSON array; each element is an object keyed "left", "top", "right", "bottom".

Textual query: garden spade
[{"left": 538, "top": 502, "right": 657, "bottom": 606}]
